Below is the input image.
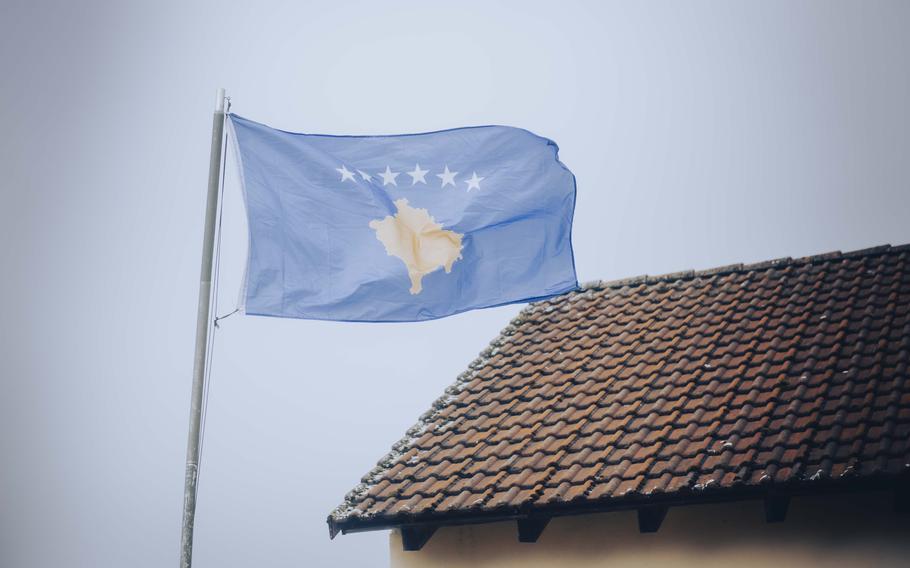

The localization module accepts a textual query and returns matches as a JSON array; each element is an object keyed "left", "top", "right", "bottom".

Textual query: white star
[
  {"left": 407, "top": 164, "right": 429, "bottom": 185},
  {"left": 464, "top": 171, "right": 485, "bottom": 192},
  {"left": 357, "top": 170, "right": 372, "bottom": 182},
  {"left": 336, "top": 165, "right": 356, "bottom": 182},
  {"left": 378, "top": 166, "right": 399, "bottom": 186},
  {"left": 436, "top": 165, "right": 458, "bottom": 188}
]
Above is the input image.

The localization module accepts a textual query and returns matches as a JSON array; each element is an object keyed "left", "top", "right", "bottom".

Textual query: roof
[{"left": 329, "top": 244, "right": 910, "bottom": 540}]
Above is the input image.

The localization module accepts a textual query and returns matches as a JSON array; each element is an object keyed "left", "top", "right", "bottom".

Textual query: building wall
[{"left": 390, "top": 491, "right": 909, "bottom": 568}]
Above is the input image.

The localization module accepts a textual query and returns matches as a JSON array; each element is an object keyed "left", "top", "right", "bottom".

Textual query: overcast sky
[{"left": 1, "top": 1, "right": 909, "bottom": 567}]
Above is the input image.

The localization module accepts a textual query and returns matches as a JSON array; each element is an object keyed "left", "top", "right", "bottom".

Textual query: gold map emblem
[{"left": 369, "top": 199, "right": 464, "bottom": 294}]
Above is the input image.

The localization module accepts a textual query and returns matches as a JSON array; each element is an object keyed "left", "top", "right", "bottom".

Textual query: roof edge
[
  {"left": 327, "top": 302, "right": 541, "bottom": 531},
  {"left": 578, "top": 243, "right": 908, "bottom": 293},
  {"left": 329, "top": 472, "right": 907, "bottom": 537}
]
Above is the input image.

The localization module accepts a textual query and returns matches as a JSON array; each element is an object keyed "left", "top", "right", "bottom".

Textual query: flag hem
[
  {"left": 226, "top": 115, "right": 253, "bottom": 315},
  {"left": 241, "top": 281, "right": 580, "bottom": 324}
]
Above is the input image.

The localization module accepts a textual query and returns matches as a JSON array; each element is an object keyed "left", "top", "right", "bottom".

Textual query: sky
[{"left": 1, "top": 1, "right": 908, "bottom": 567}]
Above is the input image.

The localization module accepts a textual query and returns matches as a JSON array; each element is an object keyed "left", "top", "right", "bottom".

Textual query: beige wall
[{"left": 390, "top": 492, "right": 909, "bottom": 568}]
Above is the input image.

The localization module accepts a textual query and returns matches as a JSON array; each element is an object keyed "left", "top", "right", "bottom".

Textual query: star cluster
[{"left": 335, "top": 164, "right": 484, "bottom": 192}]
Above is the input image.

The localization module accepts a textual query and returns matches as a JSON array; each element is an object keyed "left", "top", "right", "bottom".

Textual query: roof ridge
[{"left": 579, "top": 243, "right": 907, "bottom": 292}]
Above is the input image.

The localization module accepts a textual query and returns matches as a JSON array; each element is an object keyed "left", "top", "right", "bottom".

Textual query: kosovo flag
[{"left": 229, "top": 114, "right": 577, "bottom": 322}]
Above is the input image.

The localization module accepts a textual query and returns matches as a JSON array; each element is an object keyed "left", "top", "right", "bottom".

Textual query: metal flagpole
[{"left": 180, "top": 87, "right": 227, "bottom": 568}]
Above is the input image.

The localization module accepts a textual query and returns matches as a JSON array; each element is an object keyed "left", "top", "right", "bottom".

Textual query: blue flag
[{"left": 229, "top": 114, "right": 577, "bottom": 322}]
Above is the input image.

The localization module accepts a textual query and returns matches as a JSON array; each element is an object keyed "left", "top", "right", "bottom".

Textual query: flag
[{"left": 229, "top": 114, "right": 577, "bottom": 322}]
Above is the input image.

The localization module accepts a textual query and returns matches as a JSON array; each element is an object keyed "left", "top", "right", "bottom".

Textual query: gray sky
[{"left": 1, "top": 1, "right": 908, "bottom": 567}]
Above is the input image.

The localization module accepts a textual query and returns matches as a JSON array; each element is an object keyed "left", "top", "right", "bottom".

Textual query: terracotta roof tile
[{"left": 330, "top": 244, "right": 910, "bottom": 535}]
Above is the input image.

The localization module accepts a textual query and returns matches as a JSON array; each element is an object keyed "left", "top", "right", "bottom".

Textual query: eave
[{"left": 329, "top": 473, "right": 909, "bottom": 544}]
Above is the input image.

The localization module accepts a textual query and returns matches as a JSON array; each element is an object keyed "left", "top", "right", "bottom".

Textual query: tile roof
[{"left": 330, "top": 244, "right": 910, "bottom": 537}]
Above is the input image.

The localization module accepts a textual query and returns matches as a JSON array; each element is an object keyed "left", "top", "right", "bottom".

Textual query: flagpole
[{"left": 180, "top": 87, "right": 227, "bottom": 568}]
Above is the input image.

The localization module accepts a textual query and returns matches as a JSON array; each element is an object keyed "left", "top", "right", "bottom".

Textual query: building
[{"left": 330, "top": 245, "right": 910, "bottom": 567}]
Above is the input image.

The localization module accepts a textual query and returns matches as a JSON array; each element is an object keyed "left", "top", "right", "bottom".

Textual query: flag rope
[
  {"left": 194, "top": 110, "right": 231, "bottom": 509},
  {"left": 214, "top": 308, "right": 239, "bottom": 327}
]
